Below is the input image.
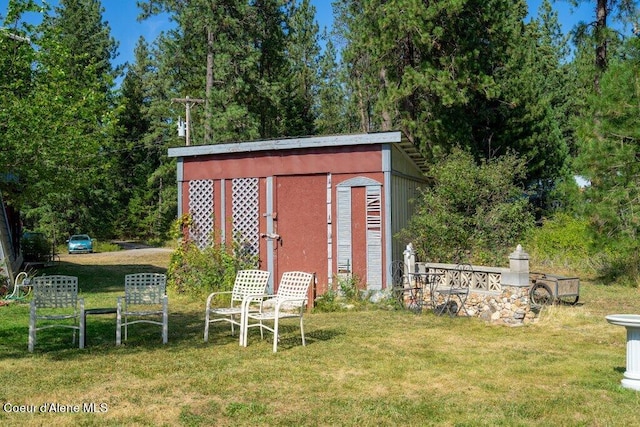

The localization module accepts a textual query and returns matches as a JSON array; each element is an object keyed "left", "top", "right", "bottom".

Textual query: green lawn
[{"left": 0, "top": 255, "right": 639, "bottom": 426}]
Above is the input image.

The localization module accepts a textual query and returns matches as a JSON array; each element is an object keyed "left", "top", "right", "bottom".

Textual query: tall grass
[{"left": 0, "top": 252, "right": 639, "bottom": 426}]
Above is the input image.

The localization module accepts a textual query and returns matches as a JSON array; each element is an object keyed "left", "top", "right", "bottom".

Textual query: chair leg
[
  {"left": 162, "top": 298, "right": 168, "bottom": 344},
  {"left": 242, "top": 314, "right": 248, "bottom": 347},
  {"left": 242, "top": 320, "right": 248, "bottom": 347},
  {"left": 273, "top": 317, "right": 279, "bottom": 353},
  {"left": 204, "top": 309, "right": 210, "bottom": 342},
  {"left": 79, "top": 302, "right": 85, "bottom": 350},
  {"left": 300, "top": 316, "right": 306, "bottom": 347},
  {"left": 28, "top": 302, "right": 36, "bottom": 352},
  {"left": 116, "top": 299, "right": 122, "bottom": 345}
]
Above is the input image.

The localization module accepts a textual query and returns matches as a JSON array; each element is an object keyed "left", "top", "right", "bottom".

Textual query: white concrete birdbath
[{"left": 605, "top": 314, "right": 640, "bottom": 391}]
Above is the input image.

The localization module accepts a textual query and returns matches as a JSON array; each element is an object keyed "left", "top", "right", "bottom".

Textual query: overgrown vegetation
[
  {"left": 314, "top": 275, "right": 399, "bottom": 312},
  {"left": 166, "top": 216, "right": 258, "bottom": 297},
  {"left": 400, "top": 149, "right": 535, "bottom": 265},
  {"left": 526, "top": 213, "right": 596, "bottom": 271},
  {"left": 314, "top": 275, "right": 364, "bottom": 312},
  {"left": 20, "top": 233, "right": 52, "bottom": 262}
]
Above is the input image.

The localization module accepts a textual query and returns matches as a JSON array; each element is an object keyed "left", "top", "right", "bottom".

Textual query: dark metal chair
[{"left": 434, "top": 263, "right": 471, "bottom": 317}]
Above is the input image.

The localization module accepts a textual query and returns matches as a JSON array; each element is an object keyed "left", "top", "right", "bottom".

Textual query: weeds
[{"left": 167, "top": 215, "right": 259, "bottom": 297}]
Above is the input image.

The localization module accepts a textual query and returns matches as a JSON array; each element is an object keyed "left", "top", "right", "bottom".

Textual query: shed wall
[
  {"left": 176, "top": 139, "right": 427, "bottom": 295},
  {"left": 182, "top": 145, "right": 383, "bottom": 181},
  {"left": 179, "top": 146, "right": 390, "bottom": 294}
]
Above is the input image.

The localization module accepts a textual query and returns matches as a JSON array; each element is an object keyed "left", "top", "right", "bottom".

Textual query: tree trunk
[
  {"left": 205, "top": 26, "right": 213, "bottom": 143},
  {"left": 594, "top": 0, "right": 608, "bottom": 93}
]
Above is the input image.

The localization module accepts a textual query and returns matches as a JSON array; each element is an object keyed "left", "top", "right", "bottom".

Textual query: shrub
[
  {"left": 399, "top": 148, "right": 534, "bottom": 265},
  {"left": 314, "top": 275, "right": 369, "bottom": 312},
  {"left": 527, "top": 213, "right": 640, "bottom": 287},
  {"left": 526, "top": 213, "right": 595, "bottom": 271},
  {"left": 167, "top": 215, "right": 259, "bottom": 297},
  {"left": 21, "top": 232, "right": 51, "bottom": 262}
]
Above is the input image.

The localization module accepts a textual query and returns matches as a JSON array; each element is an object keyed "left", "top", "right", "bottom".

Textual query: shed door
[
  {"left": 336, "top": 177, "right": 383, "bottom": 290},
  {"left": 272, "top": 174, "right": 327, "bottom": 295}
]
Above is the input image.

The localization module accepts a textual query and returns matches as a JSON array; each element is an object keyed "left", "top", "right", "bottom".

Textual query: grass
[{"left": 1, "top": 251, "right": 639, "bottom": 426}]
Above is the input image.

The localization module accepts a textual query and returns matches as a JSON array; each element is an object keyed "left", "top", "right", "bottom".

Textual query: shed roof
[{"left": 167, "top": 131, "right": 428, "bottom": 173}]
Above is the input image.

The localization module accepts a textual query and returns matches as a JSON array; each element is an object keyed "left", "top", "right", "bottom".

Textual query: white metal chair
[
  {"left": 204, "top": 269, "right": 270, "bottom": 343},
  {"left": 242, "top": 271, "right": 314, "bottom": 352},
  {"left": 116, "top": 273, "right": 168, "bottom": 345},
  {"left": 28, "top": 275, "right": 84, "bottom": 352}
]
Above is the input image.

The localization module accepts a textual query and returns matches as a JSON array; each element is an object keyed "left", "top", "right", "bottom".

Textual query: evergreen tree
[
  {"left": 333, "top": 0, "right": 377, "bottom": 133},
  {"left": 572, "top": 0, "right": 637, "bottom": 92},
  {"left": 139, "top": 0, "right": 299, "bottom": 142},
  {"left": 315, "top": 34, "right": 349, "bottom": 134},
  {"left": 335, "top": 0, "right": 569, "bottom": 187},
  {"left": 485, "top": 0, "right": 572, "bottom": 188},
  {"left": 281, "top": 0, "right": 320, "bottom": 136},
  {"left": 573, "top": 36, "right": 640, "bottom": 283}
]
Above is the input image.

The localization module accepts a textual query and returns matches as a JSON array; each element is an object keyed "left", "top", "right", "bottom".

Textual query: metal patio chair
[
  {"left": 28, "top": 275, "right": 84, "bottom": 352},
  {"left": 116, "top": 273, "right": 168, "bottom": 345},
  {"left": 241, "top": 271, "right": 314, "bottom": 352},
  {"left": 434, "top": 263, "right": 471, "bottom": 317},
  {"left": 204, "top": 269, "right": 270, "bottom": 343}
]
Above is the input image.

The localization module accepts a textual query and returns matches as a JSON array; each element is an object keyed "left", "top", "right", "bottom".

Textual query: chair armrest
[
  {"left": 205, "top": 291, "right": 233, "bottom": 308},
  {"left": 241, "top": 293, "right": 272, "bottom": 311}
]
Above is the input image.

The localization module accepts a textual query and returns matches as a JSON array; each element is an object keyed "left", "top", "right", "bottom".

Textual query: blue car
[{"left": 67, "top": 234, "right": 93, "bottom": 254}]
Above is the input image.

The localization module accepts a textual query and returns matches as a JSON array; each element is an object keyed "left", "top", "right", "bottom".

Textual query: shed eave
[{"left": 167, "top": 131, "right": 403, "bottom": 158}]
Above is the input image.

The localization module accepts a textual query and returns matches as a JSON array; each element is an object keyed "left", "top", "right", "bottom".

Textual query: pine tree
[
  {"left": 315, "top": 34, "right": 349, "bottom": 134},
  {"left": 335, "top": 0, "right": 569, "bottom": 187},
  {"left": 281, "top": 0, "right": 320, "bottom": 136},
  {"left": 572, "top": 0, "right": 637, "bottom": 92},
  {"left": 573, "top": 36, "right": 640, "bottom": 282}
]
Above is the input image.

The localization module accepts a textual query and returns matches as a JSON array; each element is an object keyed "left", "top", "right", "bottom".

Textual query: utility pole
[{"left": 171, "top": 96, "right": 204, "bottom": 146}]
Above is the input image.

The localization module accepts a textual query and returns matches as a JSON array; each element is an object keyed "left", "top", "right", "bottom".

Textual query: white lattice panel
[
  {"left": 232, "top": 178, "right": 259, "bottom": 257},
  {"left": 189, "top": 180, "right": 214, "bottom": 249}
]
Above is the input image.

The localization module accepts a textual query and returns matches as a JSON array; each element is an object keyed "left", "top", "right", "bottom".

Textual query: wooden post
[{"left": 171, "top": 96, "right": 204, "bottom": 146}]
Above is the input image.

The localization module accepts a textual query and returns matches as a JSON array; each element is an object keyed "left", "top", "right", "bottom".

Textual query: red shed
[{"left": 167, "top": 131, "right": 427, "bottom": 295}]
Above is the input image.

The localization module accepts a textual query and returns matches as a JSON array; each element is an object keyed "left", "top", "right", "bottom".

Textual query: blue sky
[{"left": 1, "top": 0, "right": 599, "bottom": 68}]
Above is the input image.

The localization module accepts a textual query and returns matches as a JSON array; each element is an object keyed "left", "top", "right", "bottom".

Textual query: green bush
[
  {"left": 167, "top": 215, "right": 259, "bottom": 297},
  {"left": 527, "top": 213, "right": 640, "bottom": 287},
  {"left": 314, "top": 275, "right": 368, "bottom": 312},
  {"left": 21, "top": 232, "right": 52, "bottom": 262},
  {"left": 526, "top": 213, "right": 595, "bottom": 271},
  {"left": 399, "top": 149, "right": 534, "bottom": 265}
]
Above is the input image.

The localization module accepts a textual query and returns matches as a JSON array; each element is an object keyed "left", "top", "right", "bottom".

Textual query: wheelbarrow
[{"left": 529, "top": 272, "right": 580, "bottom": 306}]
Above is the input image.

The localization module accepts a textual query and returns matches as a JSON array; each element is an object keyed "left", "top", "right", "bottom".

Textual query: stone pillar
[
  {"left": 501, "top": 244, "right": 529, "bottom": 287},
  {"left": 403, "top": 243, "right": 415, "bottom": 285}
]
